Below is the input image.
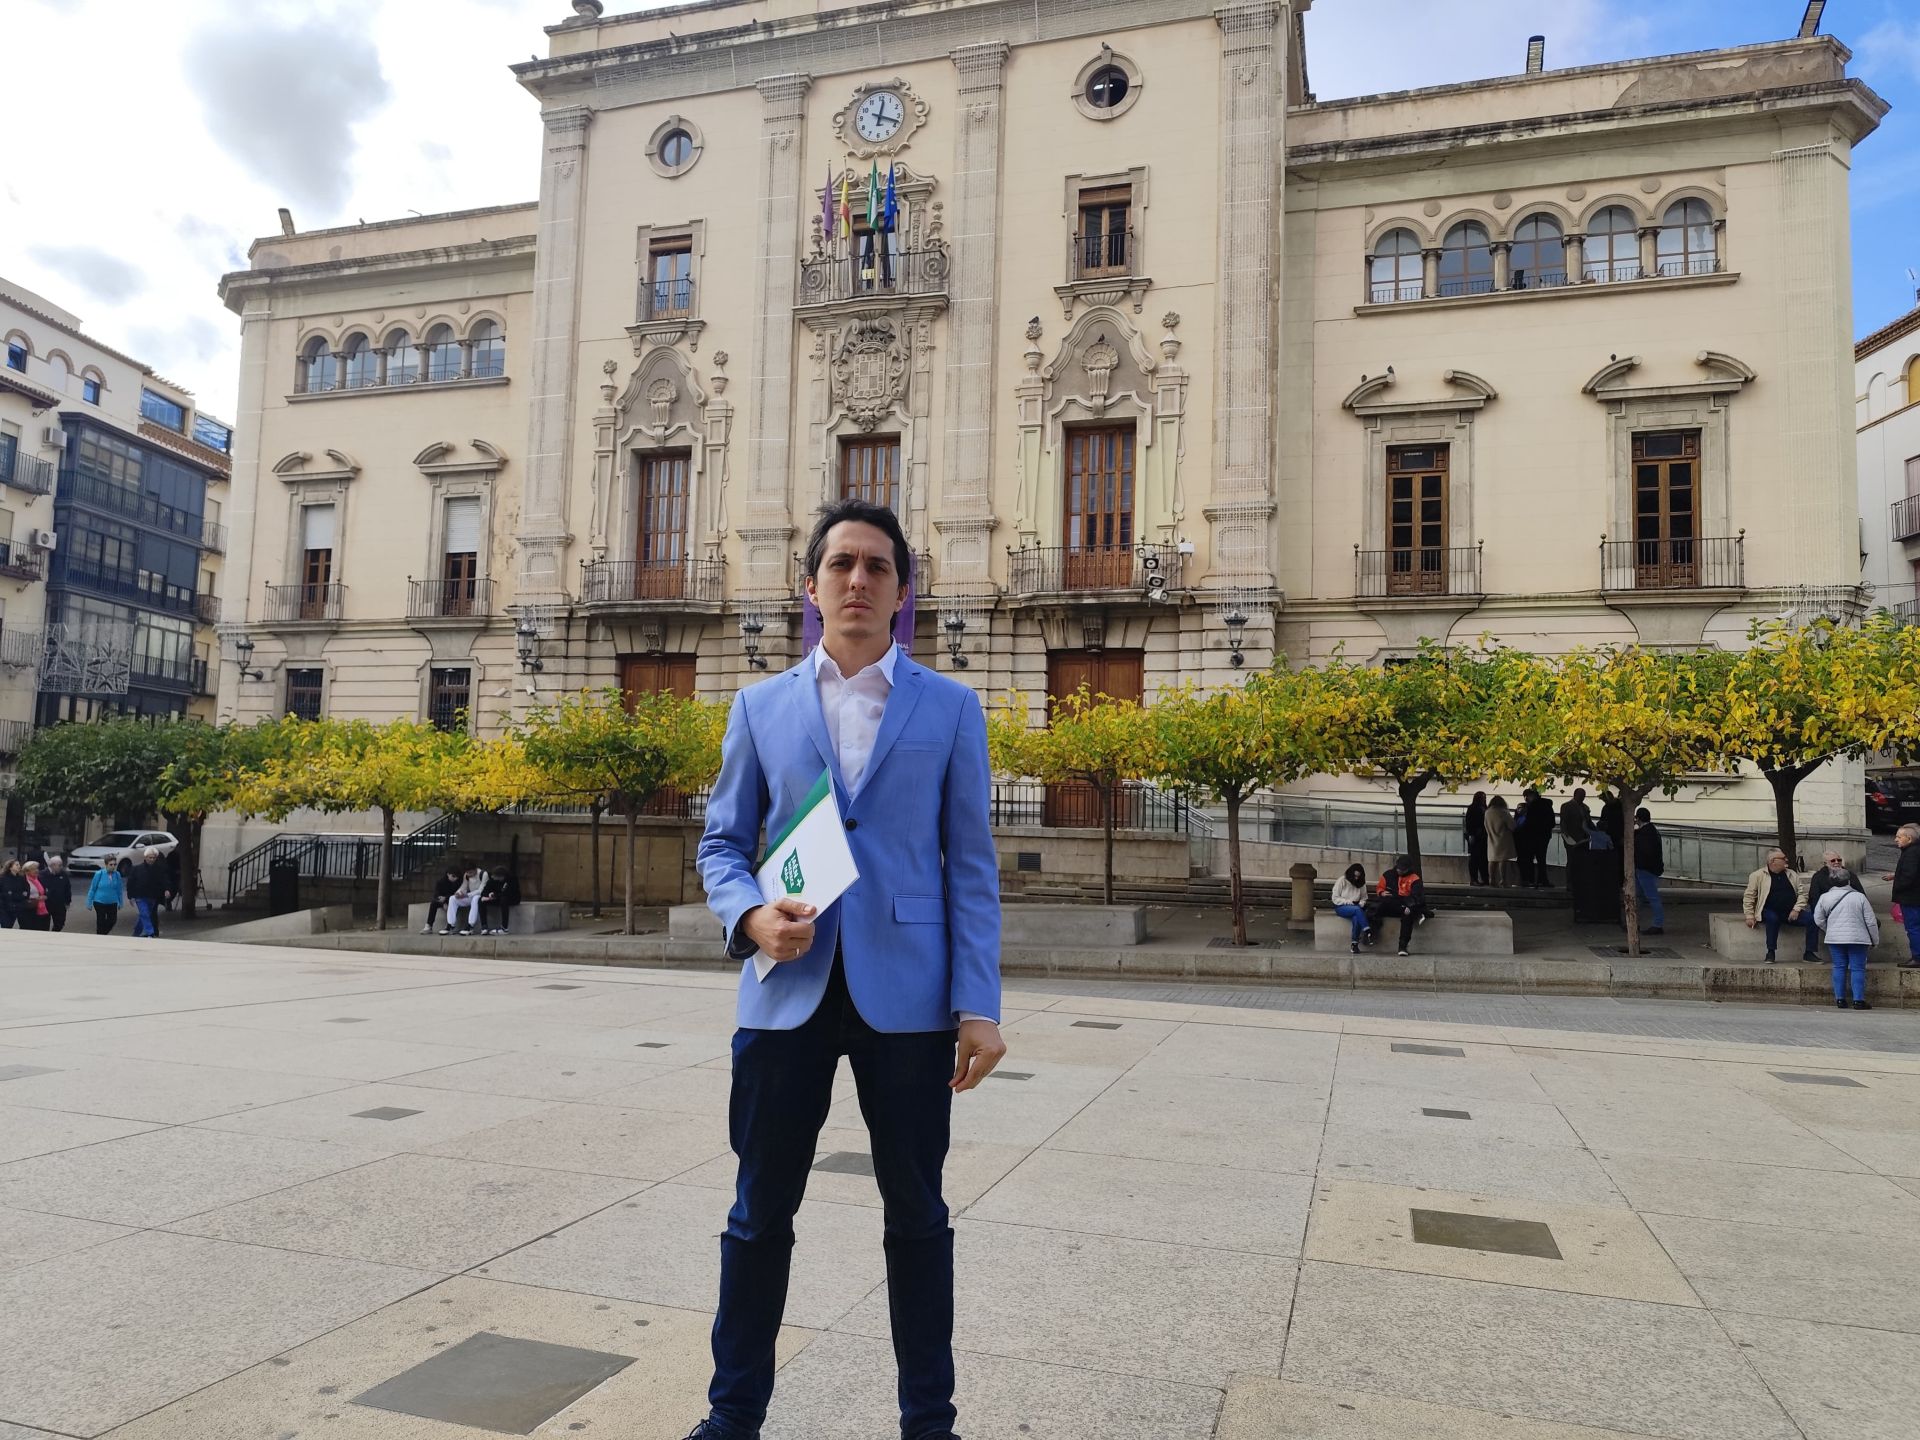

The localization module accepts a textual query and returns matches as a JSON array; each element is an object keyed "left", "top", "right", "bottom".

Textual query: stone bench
[
  {"left": 408, "top": 899, "right": 569, "bottom": 934},
  {"left": 1708, "top": 912, "right": 1910, "bottom": 963},
  {"left": 1314, "top": 910, "right": 1514, "bottom": 955},
  {"left": 668, "top": 902, "right": 1147, "bottom": 946}
]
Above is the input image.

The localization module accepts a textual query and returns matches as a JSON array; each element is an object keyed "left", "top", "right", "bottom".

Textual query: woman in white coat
[{"left": 1814, "top": 870, "right": 1878, "bottom": 1011}]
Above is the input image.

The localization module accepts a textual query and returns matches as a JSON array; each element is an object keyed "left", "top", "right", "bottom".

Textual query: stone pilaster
[
  {"left": 935, "top": 40, "right": 1010, "bottom": 586},
  {"left": 215, "top": 296, "right": 273, "bottom": 720},
  {"left": 517, "top": 104, "right": 593, "bottom": 608},
  {"left": 1209, "top": 1, "right": 1282, "bottom": 586},
  {"left": 741, "top": 73, "right": 811, "bottom": 597}
]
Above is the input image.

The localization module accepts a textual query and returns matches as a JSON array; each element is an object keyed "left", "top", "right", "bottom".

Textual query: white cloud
[
  {"left": 1856, "top": 17, "right": 1920, "bottom": 86},
  {"left": 25, "top": 245, "right": 146, "bottom": 304}
]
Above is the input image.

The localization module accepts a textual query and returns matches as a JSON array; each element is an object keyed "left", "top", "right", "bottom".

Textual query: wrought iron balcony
[
  {"left": 642, "top": 276, "right": 695, "bottom": 321},
  {"left": 1007, "top": 543, "right": 1182, "bottom": 598},
  {"left": 0, "top": 540, "right": 44, "bottom": 582},
  {"left": 0, "top": 448, "right": 55, "bottom": 496},
  {"left": 131, "top": 653, "right": 209, "bottom": 693},
  {"left": 0, "top": 718, "right": 32, "bottom": 756},
  {"left": 581, "top": 556, "right": 726, "bottom": 606},
  {"left": 0, "top": 626, "right": 43, "bottom": 668},
  {"left": 1069, "top": 227, "right": 1137, "bottom": 280},
  {"left": 1893, "top": 599, "right": 1920, "bottom": 628},
  {"left": 408, "top": 576, "right": 495, "bottom": 620},
  {"left": 1654, "top": 256, "right": 1723, "bottom": 279},
  {"left": 1599, "top": 536, "right": 1744, "bottom": 592},
  {"left": 1355, "top": 544, "right": 1483, "bottom": 600},
  {"left": 799, "top": 245, "right": 949, "bottom": 305},
  {"left": 1892, "top": 494, "right": 1920, "bottom": 543},
  {"left": 263, "top": 581, "right": 345, "bottom": 624},
  {"left": 194, "top": 593, "right": 221, "bottom": 625}
]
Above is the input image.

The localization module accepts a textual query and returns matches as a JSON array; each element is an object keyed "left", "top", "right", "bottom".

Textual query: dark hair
[
  {"left": 1344, "top": 863, "right": 1366, "bottom": 885},
  {"left": 802, "top": 498, "right": 912, "bottom": 589},
  {"left": 1635, "top": 807, "right": 1651, "bottom": 822},
  {"left": 1394, "top": 854, "right": 1412, "bottom": 871}
]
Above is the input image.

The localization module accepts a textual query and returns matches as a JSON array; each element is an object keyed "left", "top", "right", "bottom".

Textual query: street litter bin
[{"left": 268, "top": 856, "right": 300, "bottom": 916}]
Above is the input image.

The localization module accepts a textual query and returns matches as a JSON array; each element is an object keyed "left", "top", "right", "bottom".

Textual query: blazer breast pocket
[{"left": 893, "top": 894, "right": 946, "bottom": 925}]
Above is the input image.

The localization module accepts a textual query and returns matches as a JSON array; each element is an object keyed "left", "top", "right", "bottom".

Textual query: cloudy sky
[{"left": 3, "top": 0, "right": 1917, "bottom": 417}]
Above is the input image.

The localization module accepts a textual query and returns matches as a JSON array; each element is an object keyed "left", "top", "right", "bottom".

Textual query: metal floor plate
[{"left": 352, "top": 1331, "right": 634, "bottom": 1434}]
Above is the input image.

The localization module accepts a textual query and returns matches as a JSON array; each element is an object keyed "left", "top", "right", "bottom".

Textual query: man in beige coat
[{"left": 1742, "top": 849, "right": 1815, "bottom": 963}]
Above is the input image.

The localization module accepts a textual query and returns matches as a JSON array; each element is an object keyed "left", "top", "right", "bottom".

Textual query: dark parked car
[{"left": 1866, "top": 774, "right": 1920, "bottom": 833}]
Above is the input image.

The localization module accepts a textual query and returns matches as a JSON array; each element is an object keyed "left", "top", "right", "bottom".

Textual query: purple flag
[{"left": 822, "top": 166, "right": 835, "bottom": 242}]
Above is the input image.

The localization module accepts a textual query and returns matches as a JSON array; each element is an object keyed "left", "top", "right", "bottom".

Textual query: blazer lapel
[
  {"left": 789, "top": 660, "right": 848, "bottom": 799},
  {"left": 853, "top": 655, "right": 925, "bottom": 803}
]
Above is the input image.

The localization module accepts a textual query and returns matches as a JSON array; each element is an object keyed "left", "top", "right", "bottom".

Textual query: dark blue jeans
[
  {"left": 1762, "top": 905, "right": 1816, "bottom": 960},
  {"left": 707, "top": 957, "right": 957, "bottom": 1440},
  {"left": 1831, "top": 943, "right": 1869, "bottom": 1002}
]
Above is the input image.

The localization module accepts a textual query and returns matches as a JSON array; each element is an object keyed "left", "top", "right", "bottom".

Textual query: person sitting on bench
[{"left": 1369, "top": 855, "right": 1429, "bottom": 957}]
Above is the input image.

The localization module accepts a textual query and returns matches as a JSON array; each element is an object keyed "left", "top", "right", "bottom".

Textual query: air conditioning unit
[
  {"left": 28, "top": 529, "right": 57, "bottom": 551},
  {"left": 41, "top": 425, "right": 66, "bottom": 450}
]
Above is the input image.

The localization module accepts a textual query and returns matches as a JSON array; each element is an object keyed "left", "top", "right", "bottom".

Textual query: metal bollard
[{"left": 1289, "top": 861, "right": 1317, "bottom": 931}]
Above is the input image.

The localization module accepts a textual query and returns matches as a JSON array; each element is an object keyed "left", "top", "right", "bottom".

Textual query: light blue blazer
[{"left": 697, "top": 649, "right": 1002, "bottom": 1033}]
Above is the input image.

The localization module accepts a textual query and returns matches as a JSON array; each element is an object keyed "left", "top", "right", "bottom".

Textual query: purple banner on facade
[{"left": 798, "top": 554, "right": 913, "bottom": 657}]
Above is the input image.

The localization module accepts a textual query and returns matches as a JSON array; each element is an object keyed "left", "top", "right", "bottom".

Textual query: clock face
[{"left": 854, "top": 91, "right": 905, "bottom": 143}]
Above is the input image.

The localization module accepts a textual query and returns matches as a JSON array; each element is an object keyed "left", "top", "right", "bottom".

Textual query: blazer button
[{"left": 844, "top": 818, "right": 859, "bottom": 831}]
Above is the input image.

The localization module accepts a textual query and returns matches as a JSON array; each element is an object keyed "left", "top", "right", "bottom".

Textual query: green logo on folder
[{"left": 781, "top": 851, "right": 804, "bottom": 895}]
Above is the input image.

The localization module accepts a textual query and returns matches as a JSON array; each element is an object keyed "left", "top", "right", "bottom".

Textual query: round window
[
  {"left": 1085, "top": 65, "right": 1130, "bottom": 110},
  {"left": 659, "top": 128, "right": 694, "bottom": 169}
]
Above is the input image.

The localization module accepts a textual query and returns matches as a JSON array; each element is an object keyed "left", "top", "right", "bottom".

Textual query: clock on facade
[{"left": 854, "top": 90, "right": 906, "bottom": 143}]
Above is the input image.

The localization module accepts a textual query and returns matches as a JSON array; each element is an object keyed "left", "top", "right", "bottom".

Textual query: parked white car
[{"left": 66, "top": 830, "right": 179, "bottom": 875}]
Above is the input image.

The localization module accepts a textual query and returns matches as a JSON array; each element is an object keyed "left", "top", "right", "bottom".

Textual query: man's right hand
[
  {"left": 740, "top": 898, "right": 817, "bottom": 963},
  {"left": 1745, "top": 917, "right": 1757, "bottom": 928}
]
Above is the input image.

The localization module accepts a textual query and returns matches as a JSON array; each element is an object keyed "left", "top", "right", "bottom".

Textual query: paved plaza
[{"left": 1, "top": 936, "right": 1918, "bottom": 1439}]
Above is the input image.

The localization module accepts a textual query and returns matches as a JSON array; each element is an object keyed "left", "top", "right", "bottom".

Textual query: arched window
[
  {"left": 1368, "top": 228, "right": 1423, "bottom": 303},
  {"left": 299, "top": 336, "right": 334, "bottom": 393},
  {"left": 384, "top": 329, "right": 419, "bottom": 386},
  {"left": 81, "top": 370, "right": 103, "bottom": 405},
  {"left": 1656, "top": 199, "right": 1716, "bottom": 278},
  {"left": 1585, "top": 206, "right": 1639, "bottom": 283},
  {"left": 342, "top": 333, "right": 377, "bottom": 389},
  {"left": 424, "top": 324, "right": 460, "bottom": 383},
  {"left": 1509, "top": 215, "right": 1567, "bottom": 289},
  {"left": 47, "top": 355, "right": 70, "bottom": 393},
  {"left": 468, "top": 319, "right": 504, "bottom": 379},
  {"left": 1907, "top": 355, "right": 1920, "bottom": 410},
  {"left": 1436, "top": 221, "right": 1494, "bottom": 297}
]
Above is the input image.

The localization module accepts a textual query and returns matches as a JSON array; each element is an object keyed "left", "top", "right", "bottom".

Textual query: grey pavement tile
[
  {"left": 1316, "top": 1122, "right": 1628, "bottom": 1207},
  {"left": 591, "top": 1063, "right": 743, "bottom": 1117},
  {"left": 1046, "top": 1070, "right": 1326, "bottom": 1174},
  {"left": 1600, "top": 1151, "right": 1920, "bottom": 1237},
  {"left": 1130, "top": 1020, "right": 1341, "bottom": 1086},
  {"left": 826, "top": 1058, "right": 1117, "bottom": 1151},
  {"left": 1555, "top": 1095, "right": 1866, "bottom": 1171},
  {"left": 998, "top": 1009, "right": 1180, "bottom": 1066},
  {"left": 384, "top": 1049, "right": 675, "bottom": 1101},
  {"left": 966, "top": 1146, "right": 1313, "bottom": 1255},
  {"left": 192, "top": 1081, "right": 555, "bottom": 1152},
  {"left": 0, "top": 1124, "right": 388, "bottom": 1226},
  {"left": 424, "top": 1100, "right": 731, "bottom": 1181},
  {"left": 1282, "top": 1262, "right": 1798, "bottom": 1440},
  {"left": 764, "top": 1330, "right": 1224, "bottom": 1440},
  {"left": 0, "top": 1204, "right": 133, "bottom": 1274},
  {"left": 0, "top": 1424, "right": 64, "bottom": 1440},
  {"left": 0, "top": 1052, "right": 354, "bottom": 1124},
  {"left": 835, "top": 1217, "right": 1295, "bottom": 1387},
  {"left": 1768, "top": 1070, "right": 1866, "bottom": 1087},
  {"left": 812, "top": 1150, "right": 874, "bottom": 1176},
  {"left": 1336, "top": 1039, "right": 1550, "bottom": 1104},
  {"left": 350, "top": 1329, "right": 634, "bottom": 1433},
  {"left": 168, "top": 1152, "right": 643, "bottom": 1273},
  {"left": 480, "top": 1180, "right": 887, "bottom": 1330},
  {"left": 0, "top": 1064, "right": 59, "bottom": 1082},
  {"left": 1217, "top": 1377, "right": 1681, "bottom": 1439},
  {"left": 676, "top": 1126, "right": 1029, "bottom": 1213},
  {"left": 48, "top": 1021, "right": 503, "bottom": 1082},
  {"left": 0, "top": 1229, "right": 430, "bottom": 1435},
  {"left": 1804, "top": 1124, "right": 1920, "bottom": 1177},
  {"left": 0, "top": 1102, "right": 157, "bottom": 1164},
  {"left": 1644, "top": 1212, "right": 1920, "bottom": 1333},
  {"left": 1719, "top": 1311, "right": 1920, "bottom": 1440},
  {"left": 1326, "top": 1082, "right": 1583, "bottom": 1147}
]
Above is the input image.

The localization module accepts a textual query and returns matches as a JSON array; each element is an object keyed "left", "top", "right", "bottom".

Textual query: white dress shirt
[{"left": 812, "top": 642, "right": 988, "bottom": 1027}]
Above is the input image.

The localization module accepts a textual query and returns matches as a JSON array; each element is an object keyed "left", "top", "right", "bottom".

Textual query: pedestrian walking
[
  {"left": 128, "top": 847, "right": 172, "bottom": 938},
  {"left": 1463, "top": 792, "right": 1489, "bottom": 886},
  {"left": 1370, "top": 854, "right": 1429, "bottom": 956},
  {"left": 1633, "top": 808, "right": 1665, "bottom": 933},
  {"left": 42, "top": 857, "right": 71, "bottom": 933},
  {"left": 0, "top": 859, "right": 23, "bottom": 929},
  {"left": 1814, "top": 872, "right": 1878, "bottom": 1010},
  {"left": 1881, "top": 823, "right": 1920, "bottom": 969},
  {"left": 16, "top": 862, "right": 50, "bottom": 931},
  {"left": 87, "top": 862, "right": 125, "bottom": 935},
  {"left": 1743, "top": 849, "right": 1816, "bottom": 963},
  {"left": 1485, "top": 794, "right": 1517, "bottom": 886},
  {"left": 1330, "top": 863, "right": 1373, "bottom": 953}
]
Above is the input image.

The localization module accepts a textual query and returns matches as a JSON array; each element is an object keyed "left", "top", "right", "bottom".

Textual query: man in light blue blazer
[{"left": 687, "top": 498, "right": 1004, "bottom": 1440}]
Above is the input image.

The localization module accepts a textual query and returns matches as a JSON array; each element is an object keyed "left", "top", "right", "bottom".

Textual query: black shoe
[
  {"left": 1397, "top": 948, "right": 1409, "bottom": 956},
  {"left": 1837, "top": 996, "right": 1850, "bottom": 1009},
  {"left": 1902, "top": 961, "right": 1920, "bottom": 969},
  {"left": 1854, "top": 1000, "right": 1873, "bottom": 1011},
  {"left": 681, "top": 1424, "right": 749, "bottom": 1440},
  {"left": 1350, "top": 940, "right": 1359, "bottom": 954},
  {"left": 1364, "top": 930, "right": 1377, "bottom": 947},
  {"left": 1765, "top": 952, "right": 1777, "bottom": 964},
  {"left": 1644, "top": 927, "right": 1664, "bottom": 935}
]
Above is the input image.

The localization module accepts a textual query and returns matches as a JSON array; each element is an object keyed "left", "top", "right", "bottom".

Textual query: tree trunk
[
  {"left": 166, "top": 812, "right": 201, "bottom": 920},
  {"left": 624, "top": 803, "right": 638, "bottom": 936},
  {"left": 1764, "top": 763, "right": 1817, "bottom": 868},
  {"left": 376, "top": 807, "right": 394, "bottom": 930},
  {"left": 1619, "top": 785, "right": 1645, "bottom": 956},
  {"left": 1100, "top": 781, "right": 1115, "bottom": 906},
  {"left": 1397, "top": 776, "right": 1429, "bottom": 872},
  {"left": 590, "top": 799, "right": 604, "bottom": 918},
  {"left": 1225, "top": 787, "right": 1247, "bottom": 947}
]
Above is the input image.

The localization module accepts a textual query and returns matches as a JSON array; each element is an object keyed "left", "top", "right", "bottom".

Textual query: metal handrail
[
  {"left": 408, "top": 576, "right": 495, "bottom": 619},
  {"left": 0, "top": 627, "right": 44, "bottom": 668},
  {"left": 643, "top": 276, "right": 694, "bottom": 321},
  {"left": 263, "top": 582, "right": 345, "bottom": 623},
  {"left": 1599, "top": 535, "right": 1743, "bottom": 591},
  {"left": 1355, "top": 543, "right": 1482, "bottom": 599},
  {"left": 581, "top": 556, "right": 725, "bottom": 605},
  {"left": 1068, "top": 226, "right": 1136, "bottom": 279},
  {"left": 194, "top": 593, "right": 221, "bottom": 625},
  {"left": 1892, "top": 495, "right": 1920, "bottom": 543},
  {"left": 1006, "top": 543, "right": 1182, "bottom": 597},
  {"left": 0, "top": 541, "right": 44, "bottom": 582},
  {"left": 0, "top": 719, "right": 32, "bottom": 756},
  {"left": 799, "top": 245, "right": 949, "bottom": 304},
  {"left": 225, "top": 811, "right": 460, "bottom": 903},
  {"left": 990, "top": 779, "right": 1196, "bottom": 834},
  {"left": 0, "top": 448, "right": 55, "bottom": 496}
]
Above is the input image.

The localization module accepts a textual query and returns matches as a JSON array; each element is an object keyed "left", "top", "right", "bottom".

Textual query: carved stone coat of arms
[{"left": 830, "top": 319, "right": 909, "bottom": 431}]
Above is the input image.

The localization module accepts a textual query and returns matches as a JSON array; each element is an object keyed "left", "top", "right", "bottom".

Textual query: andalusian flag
[{"left": 866, "top": 160, "right": 881, "bottom": 230}]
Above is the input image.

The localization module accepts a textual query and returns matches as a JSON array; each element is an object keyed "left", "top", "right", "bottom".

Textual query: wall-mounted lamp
[
  {"left": 1223, "top": 608, "right": 1249, "bottom": 668},
  {"left": 1080, "top": 614, "right": 1106, "bottom": 654},
  {"left": 232, "top": 634, "right": 265, "bottom": 682},
  {"left": 943, "top": 612, "right": 969, "bottom": 669},
  {"left": 514, "top": 614, "right": 544, "bottom": 673},
  {"left": 740, "top": 611, "right": 768, "bottom": 671}
]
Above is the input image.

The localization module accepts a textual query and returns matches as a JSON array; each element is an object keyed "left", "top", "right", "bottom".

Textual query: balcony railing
[
  {"left": 194, "top": 593, "right": 221, "bottom": 625},
  {"left": 1600, "top": 535, "right": 1744, "bottom": 592},
  {"left": 56, "top": 561, "right": 195, "bottom": 615},
  {"left": 642, "top": 276, "right": 694, "bottom": 321},
  {"left": 1894, "top": 599, "right": 1920, "bottom": 628},
  {"left": 799, "top": 245, "right": 949, "bottom": 304},
  {"left": 1892, "top": 494, "right": 1920, "bottom": 543},
  {"left": 1583, "top": 260, "right": 1644, "bottom": 284},
  {"left": 0, "top": 448, "right": 55, "bottom": 496},
  {"left": 201, "top": 517, "right": 227, "bottom": 552},
  {"left": 1355, "top": 543, "right": 1483, "bottom": 600},
  {"left": 1509, "top": 267, "right": 1571, "bottom": 291},
  {"left": 58, "top": 469, "right": 223, "bottom": 550},
  {"left": 1435, "top": 276, "right": 1498, "bottom": 299},
  {"left": 1007, "top": 543, "right": 1182, "bottom": 597},
  {"left": 1654, "top": 256, "right": 1723, "bottom": 279},
  {"left": 581, "top": 556, "right": 726, "bottom": 605},
  {"left": 0, "top": 627, "right": 43, "bottom": 668},
  {"left": 131, "top": 654, "right": 209, "bottom": 692},
  {"left": 990, "top": 780, "right": 1198, "bottom": 834},
  {"left": 408, "top": 576, "right": 495, "bottom": 619},
  {"left": 1069, "top": 227, "right": 1136, "bottom": 280},
  {"left": 263, "top": 581, "right": 345, "bottom": 623},
  {"left": 0, "top": 718, "right": 32, "bottom": 756},
  {"left": 0, "top": 541, "right": 44, "bottom": 582}
]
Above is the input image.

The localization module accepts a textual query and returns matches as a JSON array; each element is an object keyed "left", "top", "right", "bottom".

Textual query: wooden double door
[
  {"left": 1042, "top": 649, "right": 1144, "bottom": 828},
  {"left": 618, "top": 655, "right": 698, "bottom": 816}
]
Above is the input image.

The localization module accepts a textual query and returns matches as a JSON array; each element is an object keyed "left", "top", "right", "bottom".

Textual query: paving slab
[
  {"left": 0, "top": 1204, "right": 133, "bottom": 1274},
  {"left": 1718, "top": 1311, "right": 1920, "bottom": 1440},
  {"left": 1316, "top": 1122, "right": 1628, "bottom": 1207},
  {"left": 384, "top": 1049, "right": 687, "bottom": 1102},
  {"left": 1217, "top": 1377, "right": 1682, "bottom": 1439},
  {"left": 192, "top": 1081, "right": 556, "bottom": 1152},
  {"left": 1127, "top": 1020, "right": 1340, "bottom": 1085},
  {"left": 423, "top": 1100, "right": 731, "bottom": 1181},
  {"left": 1045, "top": 1070, "right": 1326, "bottom": 1174},
  {"left": 0, "top": 1102, "right": 157, "bottom": 1164},
  {"left": 34, "top": 1021, "right": 501, "bottom": 1082},
  {"left": 0, "top": 1052, "right": 355, "bottom": 1124},
  {"left": 1644, "top": 1211, "right": 1920, "bottom": 1332},
  {"left": 674, "top": 1124, "right": 1030, "bottom": 1213},
  {"left": 1281, "top": 1262, "right": 1798, "bottom": 1440},
  {"left": 1599, "top": 1151, "right": 1920, "bottom": 1237},
  {"left": 1325, "top": 1081, "right": 1584, "bottom": 1147}
]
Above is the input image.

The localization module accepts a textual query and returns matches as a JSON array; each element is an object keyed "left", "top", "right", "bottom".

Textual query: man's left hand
[{"left": 951, "top": 1019, "right": 1006, "bottom": 1092}]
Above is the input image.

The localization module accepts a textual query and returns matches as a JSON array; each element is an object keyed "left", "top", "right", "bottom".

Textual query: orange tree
[
  {"left": 988, "top": 685, "right": 1160, "bottom": 905},
  {"left": 516, "top": 688, "right": 726, "bottom": 934}
]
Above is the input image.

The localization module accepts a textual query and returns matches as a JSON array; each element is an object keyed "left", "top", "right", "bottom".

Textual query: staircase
[{"left": 225, "top": 813, "right": 460, "bottom": 909}]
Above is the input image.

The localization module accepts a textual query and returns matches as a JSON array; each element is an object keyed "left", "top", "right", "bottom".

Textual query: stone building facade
[
  {"left": 215, "top": 0, "right": 1884, "bottom": 838},
  {"left": 1857, "top": 300, "right": 1920, "bottom": 622}
]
